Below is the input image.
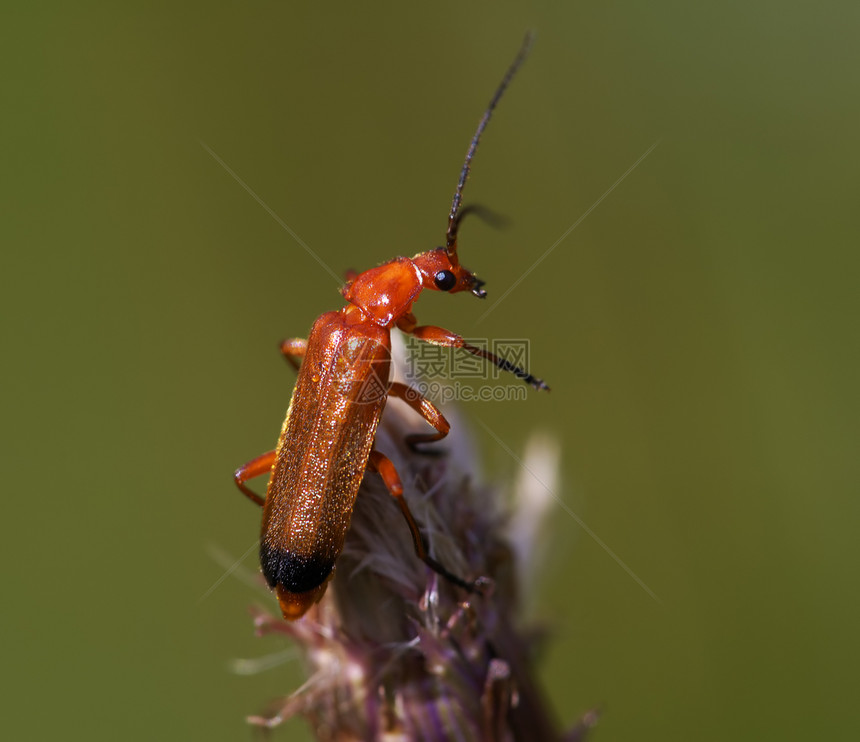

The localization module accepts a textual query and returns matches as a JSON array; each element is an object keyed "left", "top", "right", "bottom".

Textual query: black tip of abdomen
[{"left": 260, "top": 542, "right": 334, "bottom": 594}]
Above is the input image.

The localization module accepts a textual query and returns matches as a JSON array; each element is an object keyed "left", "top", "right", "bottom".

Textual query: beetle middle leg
[
  {"left": 233, "top": 451, "right": 276, "bottom": 507},
  {"left": 279, "top": 338, "right": 307, "bottom": 373},
  {"left": 368, "top": 450, "right": 477, "bottom": 593},
  {"left": 387, "top": 381, "right": 450, "bottom": 449}
]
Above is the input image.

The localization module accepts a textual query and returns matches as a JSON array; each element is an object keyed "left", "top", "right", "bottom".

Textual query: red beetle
[{"left": 234, "top": 35, "right": 547, "bottom": 620}]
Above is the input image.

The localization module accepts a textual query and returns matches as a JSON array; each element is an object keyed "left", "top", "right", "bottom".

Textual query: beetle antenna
[
  {"left": 446, "top": 31, "right": 534, "bottom": 257},
  {"left": 456, "top": 203, "right": 510, "bottom": 231}
]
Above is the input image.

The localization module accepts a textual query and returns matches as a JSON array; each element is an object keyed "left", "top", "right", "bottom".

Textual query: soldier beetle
[{"left": 234, "top": 34, "right": 548, "bottom": 621}]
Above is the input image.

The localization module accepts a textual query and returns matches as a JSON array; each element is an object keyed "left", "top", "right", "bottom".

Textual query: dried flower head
[{"left": 243, "top": 370, "right": 595, "bottom": 740}]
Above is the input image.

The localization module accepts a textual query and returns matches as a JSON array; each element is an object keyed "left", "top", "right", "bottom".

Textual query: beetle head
[{"left": 411, "top": 247, "right": 486, "bottom": 299}]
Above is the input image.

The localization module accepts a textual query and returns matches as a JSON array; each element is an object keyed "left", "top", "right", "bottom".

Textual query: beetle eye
[{"left": 434, "top": 270, "right": 457, "bottom": 291}]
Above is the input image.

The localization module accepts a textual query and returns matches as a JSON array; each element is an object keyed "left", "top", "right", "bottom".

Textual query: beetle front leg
[
  {"left": 233, "top": 451, "right": 276, "bottom": 507},
  {"left": 387, "top": 381, "right": 451, "bottom": 449},
  {"left": 367, "top": 450, "right": 477, "bottom": 593},
  {"left": 410, "top": 325, "right": 549, "bottom": 391},
  {"left": 396, "top": 312, "right": 417, "bottom": 334}
]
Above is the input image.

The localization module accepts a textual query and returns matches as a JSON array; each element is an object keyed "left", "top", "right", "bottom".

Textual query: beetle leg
[
  {"left": 233, "top": 451, "right": 276, "bottom": 507},
  {"left": 388, "top": 381, "right": 451, "bottom": 449},
  {"left": 278, "top": 338, "right": 307, "bottom": 373},
  {"left": 368, "top": 450, "right": 476, "bottom": 593},
  {"left": 396, "top": 312, "right": 417, "bottom": 334},
  {"left": 410, "top": 325, "right": 549, "bottom": 391}
]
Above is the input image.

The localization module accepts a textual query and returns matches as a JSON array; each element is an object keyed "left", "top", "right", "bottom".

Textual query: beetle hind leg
[
  {"left": 233, "top": 451, "right": 276, "bottom": 507},
  {"left": 368, "top": 449, "right": 479, "bottom": 594}
]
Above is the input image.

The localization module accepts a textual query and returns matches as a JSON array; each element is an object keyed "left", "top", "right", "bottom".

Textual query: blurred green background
[{"left": 3, "top": 2, "right": 858, "bottom": 740}]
